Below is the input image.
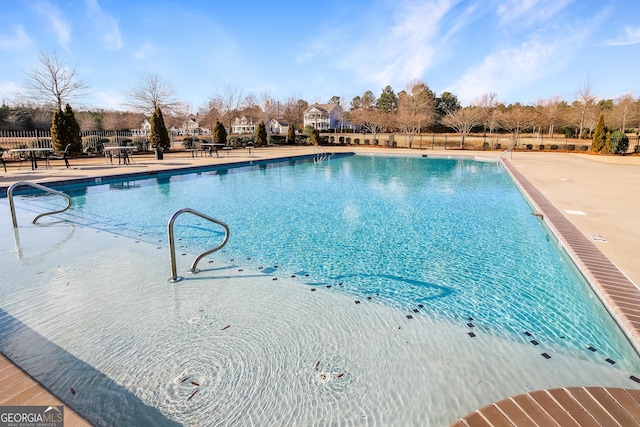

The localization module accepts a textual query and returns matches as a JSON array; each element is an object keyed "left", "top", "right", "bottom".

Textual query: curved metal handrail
[
  {"left": 314, "top": 145, "right": 329, "bottom": 163},
  {"left": 7, "top": 181, "right": 72, "bottom": 227},
  {"left": 167, "top": 208, "right": 230, "bottom": 282},
  {"left": 496, "top": 149, "right": 512, "bottom": 165}
]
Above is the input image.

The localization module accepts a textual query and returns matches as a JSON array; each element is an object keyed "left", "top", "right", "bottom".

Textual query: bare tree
[
  {"left": 260, "top": 92, "right": 279, "bottom": 126},
  {"left": 538, "top": 95, "right": 564, "bottom": 136},
  {"left": 101, "top": 110, "right": 145, "bottom": 131},
  {"left": 473, "top": 93, "right": 499, "bottom": 143},
  {"left": 209, "top": 84, "right": 244, "bottom": 135},
  {"left": 281, "top": 96, "right": 307, "bottom": 131},
  {"left": 611, "top": 94, "right": 637, "bottom": 133},
  {"left": 497, "top": 104, "right": 534, "bottom": 149},
  {"left": 396, "top": 80, "right": 436, "bottom": 148},
  {"left": 575, "top": 78, "right": 597, "bottom": 138},
  {"left": 440, "top": 106, "right": 484, "bottom": 148},
  {"left": 198, "top": 99, "right": 221, "bottom": 136},
  {"left": 125, "top": 72, "right": 178, "bottom": 115},
  {"left": 23, "top": 50, "right": 88, "bottom": 110}
]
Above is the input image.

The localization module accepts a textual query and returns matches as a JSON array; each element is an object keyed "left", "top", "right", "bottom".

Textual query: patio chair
[{"left": 47, "top": 144, "right": 71, "bottom": 168}]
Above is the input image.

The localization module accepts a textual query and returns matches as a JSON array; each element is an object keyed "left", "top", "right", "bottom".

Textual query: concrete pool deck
[{"left": 2, "top": 146, "right": 640, "bottom": 425}]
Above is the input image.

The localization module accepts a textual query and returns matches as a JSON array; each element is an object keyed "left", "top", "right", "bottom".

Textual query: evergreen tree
[
  {"left": 150, "top": 107, "right": 171, "bottom": 150},
  {"left": 591, "top": 113, "right": 606, "bottom": 152},
  {"left": 213, "top": 120, "right": 227, "bottom": 145},
  {"left": 64, "top": 104, "right": 82, "bottom": 154},
  {"left": 604, "top": 130, "right": 612, "bottom": 154},
  {"left": 254, "top": 121, "right": 267, "bottom": 146},
  {"left": 611, "top": 130, "right": 630, "bottom": 154},
  {"left": 310, "top": 129, "right": 320, "bottom": 145},
  {"left": 377, "top": 85, "right": 398, "bottom": 113},
  {"left": 50, "top": 109, "right": 65, "bottom": 151},
  {"left": 286, "top": 124, "right": 295, "bottom": 144}
]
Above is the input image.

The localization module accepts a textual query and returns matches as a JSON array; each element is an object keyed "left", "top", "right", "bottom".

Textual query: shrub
[
  {"left": 132, "top": 136, "right": 149, "bottom": 151},
  {"left": 346, "top": 137, "right": 351, "bottom": 144},
  {"left": 526, "top": 144, "right": 533, "bottom": 150},
  {"left": 494, "top": 143, "right": 501, "bottom": 150},
  {"left": 482, "top": 142, "right": 490, "bottom": 150},
  {"left": 580, "top": 145, "right": 589, "bottom": 151},
  {"left": 538, "top": 145, "right": 545, "bottom": 150},
  {"left": 550, "top": 144, "right": 558, "bottom": 150},
  {"left": 567, "top": 144, "right": 575, "bottom": 151},
  {"left": 610, "top": 130, "right": 629, "bottom": 154},
  {"left": 182, "top": 137, "right": 196, "bottom": 149},
  {"left": 354, "top": 138, "right": 360, "bottom": 144}
]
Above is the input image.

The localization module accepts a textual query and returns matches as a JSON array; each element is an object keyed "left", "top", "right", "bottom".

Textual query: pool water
[{"left": 2, "top": 153, "right": 639, "bottom": 426}]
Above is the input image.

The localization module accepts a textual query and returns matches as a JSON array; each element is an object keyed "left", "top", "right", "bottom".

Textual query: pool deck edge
[{"left": 502, "top": 159, "right": 640, "bottom": 357}]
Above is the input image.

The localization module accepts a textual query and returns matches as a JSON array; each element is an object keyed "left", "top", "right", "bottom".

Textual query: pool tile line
[{"left": 502, "top": 160, "right": 640, "bottom": 357}]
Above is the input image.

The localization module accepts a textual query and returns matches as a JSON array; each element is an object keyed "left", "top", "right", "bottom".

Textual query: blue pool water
[
  {"left": 31, "top": 154, "right": 639, "bottom": 369},
  {"left": 4, "top": 153, "right": 640, "bottom": 425}
]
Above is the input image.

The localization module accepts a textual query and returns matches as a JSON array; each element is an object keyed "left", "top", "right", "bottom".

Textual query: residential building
[
  {"left": 268, "top": 118, "right": 289, "bottom": 135},
  {"left": 232, "top": 116, "right": 258, "bottom": 134},
  {"left": 303, "top": 104, "right": 354, "bottom": 131}
]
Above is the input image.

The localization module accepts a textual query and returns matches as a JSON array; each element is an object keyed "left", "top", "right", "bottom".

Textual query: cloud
[
  {"left": 32, "top": 0, "right": 71, "bottom": 46},
  {"left": 84, "top": 0, "right": 123, "bottom": 51},
  {"left": 497, "top": 0, "right": 574, "bottom": 27},
  {"left": 87, "top": 90, "right": 124, "bottom": 110},
  {"left": 605, "top": 26, "right": 640, "bottom": 46},
  {"left": 446, "top": 28, "right": 587, "bottom": 105},
  {"left": 0, "top": 81, "right": 22, "bottom": 101},
  {"left": 132, "top": 41, "right": 160, "bottom": 59},
  {"left": 0, "top": 25, "right": 33, "bottom": 50},
  {"left": 336, "top": 0, "right": 461, "bottom": 90}
]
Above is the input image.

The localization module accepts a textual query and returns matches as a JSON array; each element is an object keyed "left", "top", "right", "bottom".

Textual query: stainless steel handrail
[
  {"left": 497, "top": 149, "right": 512, "bottom": 165},
  {"left": 167, "top": 208, "right": 230, "bottom": 282},
  {"left": 314, "top": 145, "right": 329, "bottom": 163},
  {"left": 7, "top": 181, "right": 72, "bottom": 227}
]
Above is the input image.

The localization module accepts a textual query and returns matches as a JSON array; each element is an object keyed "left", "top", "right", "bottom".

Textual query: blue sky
[{"left": 1, "top": 0, "right": 639, "bottom": 112}]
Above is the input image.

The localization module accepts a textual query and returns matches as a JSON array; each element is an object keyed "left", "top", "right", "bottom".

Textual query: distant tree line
[{"left": 3, "top": 50, "right": 639, "bottom": 154}]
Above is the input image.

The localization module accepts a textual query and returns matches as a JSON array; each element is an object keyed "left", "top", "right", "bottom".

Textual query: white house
[
  {"left": 268, "top": 118, "right": 289, "bottom": 135},
  {"left": 303, "top": 104, "right": 353, "bottom": 131},
  {"left": 232, "top": 116, "right": 258, "bottom": 134},
  {"left": 132, "top": 119, "right": 151, "bottom": 136}
]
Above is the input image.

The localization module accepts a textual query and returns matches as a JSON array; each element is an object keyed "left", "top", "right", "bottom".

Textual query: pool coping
[
  {"left": 0, "top": 353, "right": 92, "bottom": 426},
  {"left": 501, "top": 159, "right": 640, "bottom": 357}
]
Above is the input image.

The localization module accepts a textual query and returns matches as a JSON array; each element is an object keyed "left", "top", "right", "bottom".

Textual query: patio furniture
[{"left": 47, "top": 144, "right": 71, "bottom": 168}]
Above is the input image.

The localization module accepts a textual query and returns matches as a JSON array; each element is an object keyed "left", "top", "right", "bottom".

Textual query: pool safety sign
[{"left": 0, "top": 406, "right": 63, "bottom": 427}]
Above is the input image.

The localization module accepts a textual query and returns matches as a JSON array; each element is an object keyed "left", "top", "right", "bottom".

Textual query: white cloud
[
  {"left": 32, "top": 0, "right": 71, "bottom": 46},
  {"left": 85, "top": 0, "right": 123, "bottom": 51},
  {"left": 0, "top": 25, "right": 33, "bottom": 50},
  {"left": 497, "top": 0, "right": 574, "bottom": 27},
  {"left": 605, "top": 26, "right": 640, "bottom": 46},
  {"left": 446, "top": 28, "right": 587, "bottom": 105},
  {"left": 337, "top": 0, "right": 461, "bottom": 90},
  {"left": 0, "top": 81, "right": 22, "bottom": 101},
  {"left": 87, "top": 90, "right": 125, "bottom": 110},
  {"left": 132, "top": 41, "right": 159, "bottom": 59}
]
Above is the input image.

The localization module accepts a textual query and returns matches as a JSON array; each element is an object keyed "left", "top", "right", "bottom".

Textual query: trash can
[{"left": 154, "top": 147, "right": 163, "bottom": 160}]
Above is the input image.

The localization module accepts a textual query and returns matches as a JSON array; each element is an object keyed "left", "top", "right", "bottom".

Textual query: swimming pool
[{"left": 2, "top": 153, "right": 639, "bottom": 426}]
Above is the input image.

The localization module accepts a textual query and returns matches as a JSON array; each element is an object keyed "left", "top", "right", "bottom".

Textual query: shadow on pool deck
[{"left": 0, "top": 308, "right": 181, "bottom": 427}]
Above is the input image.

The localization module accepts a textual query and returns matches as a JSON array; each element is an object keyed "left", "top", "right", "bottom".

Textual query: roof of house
[{"left": 304, "top": 103, "right": 342, "bottom": 114}]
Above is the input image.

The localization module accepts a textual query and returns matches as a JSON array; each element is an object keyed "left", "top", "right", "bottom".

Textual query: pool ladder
[
  {"left": 314, "top": 145, "right": 330, "bottom": 163},
  {"left": 497, "top": 149, "right": 512, "bottom": 166},
  {"left": 7, "top": 181, "right": 72, "bottom": 227},
  {"left": 168, "top": 208, "right": 230, "bottom": 282}
]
